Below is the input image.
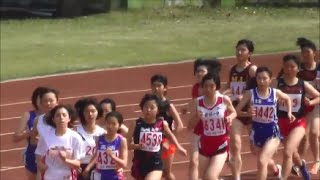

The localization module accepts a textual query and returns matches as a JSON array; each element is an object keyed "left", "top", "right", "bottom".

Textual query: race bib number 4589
[{"left": 139, "top": 132, "right": 162, "bottom": 152}]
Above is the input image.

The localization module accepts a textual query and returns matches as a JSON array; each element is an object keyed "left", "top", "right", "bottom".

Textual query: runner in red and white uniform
[
  {"left": 189, "top": 73, "right": 236, "bottom": 180},
  {"left": 188, "top": 58, "right": 222, "bottom": 180}
]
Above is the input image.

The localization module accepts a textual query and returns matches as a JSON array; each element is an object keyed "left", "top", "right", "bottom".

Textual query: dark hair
[
  {"left": 256, "top": 66, "right": 272, "bottom": 78},
  {"left": 201, "top": 72, "right": 221, "bottom": 90},
  {"left": 77, "top": 97, "right": 102, "bottom": 126},
  {"left": 236, "top": 39, "right": 254, "bottom": 61},
  {"left": 249, "top": 66, "right": 272, "bottom": 88},
  {"left": 39, "top": 87, "right": 59, "bottom": 102},
  {"left": 193, "top": 58, "right": 222, "bottom": 75},
  {"left": 105, "top": 111, "right": 124, "bottom": 126},
  {"left": 296, "top": 37, "right": 317, "bottom": 51},
  {"left": 31, "top": 87, "right": 47, "bottom": 110},
  {"left": 99, "top": 98, "right": 116, "bottom": 112},
  {"left": 277, "top": 54, "right": 301, "bottom": 79},
  {"left": 283, "top": 54, "right": 301, "bottom": 68},
  {"left": 74, "top": 98, "right": 86, "bottom": 114},
  {"left": 151, "top": 74, "right": 168, "bottom": 87},
  {"left": 236, "top": 39, "right": 254, "bottom": 53},
  {"left": 46, "top": 104, "right": 77, "bottom": 128},
  {"left": 139, "top": 93, "right": 161, "bottom": 110}
]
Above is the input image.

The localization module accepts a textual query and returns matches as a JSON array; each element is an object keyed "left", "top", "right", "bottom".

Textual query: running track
[{"left": 0, "top": 52, "right": 318, "bottom": 179}]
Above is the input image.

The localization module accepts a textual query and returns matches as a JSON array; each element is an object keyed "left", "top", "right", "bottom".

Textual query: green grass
[{"left": 1, "top": 7, "right": 319, "bottom": 81}]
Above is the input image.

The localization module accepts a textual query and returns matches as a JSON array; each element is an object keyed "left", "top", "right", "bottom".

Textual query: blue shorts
[
  {"left": 93, "top": 169, "right": 123, "bottom": 180},
  {"left": 24, "top": 144, "right": 37, "bottom": 174},
  {"left": 250, "top": 121, "right": 281, "bottom": 148}
]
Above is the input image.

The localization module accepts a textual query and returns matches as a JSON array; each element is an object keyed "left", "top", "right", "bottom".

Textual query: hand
[
  {"left": 288, "top": 113, "right": 296, "bottom": 123},
  {"left": 106, "top": 148, "right": 114, "bottom": 157},
  {"left": 177, "top": 145, "right": 187, "bottom": 157},
  {"left": 197, "top": 110, "right": 204, "bottom": 119},
  {"left": 304, "top": 97, "right": 311, "bottom": 106},
  {"left": 135, "top": 144, "right": 144, "bottom": 150},
  {"left": 249, "top": 107, "right": 256, "bottom": 117},
  {"left": 224, "top": 116, "right": 232, "bottom": 127},
  {"left": 37, "top": 161, "right": 48, "bottom": 173},
  {"left": 58, "top": 150, "right": 67, "bottom": 162},
  {"left": 162, "top": 141, "right": 170, "bottom": 151},
  {"left": 236, "top": 95, "right": 243, "bottom": 101},
  {"left": 82, "top": 169, "right": 90, "bottom": 178}
]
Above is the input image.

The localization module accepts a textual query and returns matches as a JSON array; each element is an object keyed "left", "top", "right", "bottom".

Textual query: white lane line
[
  {"left": 0, "top": 134, "right": 250, "bottom": 153},
  {"left": 1, "top": 50, "right": 294, "bottom": 84},
  {"left": 0, "top": 97, "right": 192, "bottom": 121},
  {"left": 0, "top": 132, "right": 14, "bottom": 136},
  {"left": 0, "top": 116, "right": 20, "bottom": 121},
  {"left": 0, "top": 85, "right": 192, "bottom": 107},
  {"left": 0, "top": 146, "right": 282, "bottom": 172},
  {"left": 0, "top": 147, "right": 25, "bottom": 153}
]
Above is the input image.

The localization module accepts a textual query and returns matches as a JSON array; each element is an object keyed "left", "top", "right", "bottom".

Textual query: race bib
[
  {"left": 96, "top": 150, "right": 119, "bottom": 170},
  {"left": 253, "top": 105, "right": 275, "bottom": 123},
  {"left": 83, "top": 145, "right": 96, "bottom": 162},
  {"left": 230, "top": 82, "right": 246, "bottom": 100},
  {"left": 278, "top": 94, "right": 302, "bottom": 112},
  {"left": 203, "top": 118, "right": 226, "bottom": 136},
  {"left": 139, "top": 132, "right": 162, "bottom": 152}
]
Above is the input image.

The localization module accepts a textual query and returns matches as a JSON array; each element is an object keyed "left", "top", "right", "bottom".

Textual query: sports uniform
[
  {"left": 197, "top": 94, "right": 229, "bottom": 158},
  {"left": 93, "top": 134, "right": 124, "bottom": 180},
  {"left": 298, "top": 63, "right": 320, "bottom": 112},
  {"left": 24, "top": 111, "right": 38, "bottom": 173},
  {"left": 250, "top": 88, "right": 281, "bottom": 148},
  {"left": 131, "top": 118, "right": 164, "bottom": 179},
  {"left": 76, "top": 125, "right": 105, "bottom": 179},
  {"left": 277, "top": 78, "right": 307, "bottom": 136},
  {"left": 229, "top": 64, "right": 254, "bottom": 125},
  {"left": 35, "top": 128, "right": 83, "bottom": 180}
]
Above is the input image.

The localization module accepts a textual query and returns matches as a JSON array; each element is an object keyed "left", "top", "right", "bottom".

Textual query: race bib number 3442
[{"left": 139, "top": 132, "right": 162, "bottom": 152}]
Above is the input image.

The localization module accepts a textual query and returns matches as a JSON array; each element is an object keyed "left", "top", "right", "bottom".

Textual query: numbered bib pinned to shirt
[
  {"left": 139, "top": 132, "right": 162, "bottom": 152},
  {"left": 230, "top": 82, "right": 246, "bottom": 100},
  {"left": 203, "top": 118, "right": 226, "bottom": 136},
  {"left": 253, "top": 105, "right": 275, "bottom": 123},
  {"left": 96, "top": 150, "right": 119, "bottom": 170},
  {"left": 278, "top": 94, "right": 302, "bottom": 113}
]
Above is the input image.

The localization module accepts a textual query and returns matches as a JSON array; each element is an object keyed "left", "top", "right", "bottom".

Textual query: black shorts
[
  {"left": 78, "top": 164, "right": 95, "bottom": 180},
  {"left": 131, "top": 157, "right": 163, "bottom": 179},
  {"left": 232, "top": 101, "right": 251, "bottom": 125}
]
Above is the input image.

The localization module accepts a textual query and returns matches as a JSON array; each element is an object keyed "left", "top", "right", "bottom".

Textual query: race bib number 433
[{"left": 139, "top": 132, "right": 162, "bottom": 152}]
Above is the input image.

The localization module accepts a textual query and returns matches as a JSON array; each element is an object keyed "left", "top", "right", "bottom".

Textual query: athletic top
[
  {"left": 192, "top": 83, "right": 201, "bottom": 99},
  {"left": 229, "top": 64, "right": 254, "bottom": 101},
  {"left": 132, "top": 118, "right": 163, "bottom": 160},
  {"left": 35, "top": 128, "right": 83, "bottom": 180},
  {"left": 96, "top": 134, "right": 122, "bottom": 170},
  {"left": 158, "top": 100, "right": 174, "bottom": 130},
  {"left": 277, "top": 78, "right": 305, "bottom": 118},
  {"left": 76, "top": 125, "right": 105, "bottom": 164},
  {"left": 250, "top": 88, "right": 278, "bottom": 124},
  {"left": 27, "top": 111, "right": 37, "bottom": 144},
  {"left": 298, "top": 63, "right": 320, "bottom": 91},
  {"left": 197, "top": 94, "right": 228, "bottom": 137},
  {"left": 37, "top": 114, "right": 53, "bottom": 137}
]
